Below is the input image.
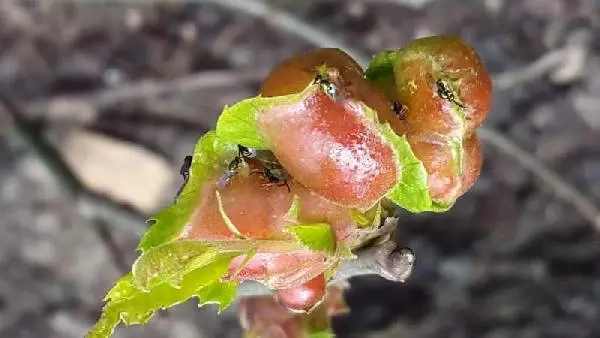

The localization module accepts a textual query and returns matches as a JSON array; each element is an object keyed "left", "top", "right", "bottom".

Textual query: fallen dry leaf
[{"left": 59, "top": 130, "right": 174, "bottom": 214}]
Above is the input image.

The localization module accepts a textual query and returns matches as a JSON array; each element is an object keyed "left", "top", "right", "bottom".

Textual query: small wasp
[
  {"left": 391, "top": 100, "right": 406, "bottom": 120},
  {"left": 314, "top": 66, "right": 343, "bottom": 103},
  {"left": 180, "top": 155, "right": 193, "bottom": 181},
  {"left": 217, "top": 145, "right": 291, "bottom": 192},
  {"left": 247, "top": 149, "right": 291, "bottom": 192},
  {"left": 436, "top": 79, "right": 465, "bottom": 108},
  {"left": 238, "top": 145, "right": 257, "bottom": 159},
  {"left": 253, "top": 161, "right": 291, "bottom": 192},
  {"left": 216, "top": 145, "right": 252, "bottom": 190},
  {"left": 175, "top": 155, "right": 193, "bottom": 198}
]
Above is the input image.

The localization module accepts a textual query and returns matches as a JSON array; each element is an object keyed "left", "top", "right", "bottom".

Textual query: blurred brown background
[{"left": 1, "top": 0, "right": 599, "bottom": 337}]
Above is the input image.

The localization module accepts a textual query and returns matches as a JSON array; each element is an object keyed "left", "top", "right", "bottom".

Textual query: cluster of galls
[
  {"left": 367, "top": 36, "right": 492, "bottom": 205},
  {"left": 176, "top": 36, "right": 492, "bottom": 317}
]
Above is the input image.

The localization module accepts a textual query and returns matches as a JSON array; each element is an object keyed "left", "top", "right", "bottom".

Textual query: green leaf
[
  {"left": 283, "top": 223, "right": 335, "bottom": 255},
  {"left": 86, "top": 254, "right": 238, "bottom": 338},
  {"left": 378, "top": 123, "right": 435, "bottom": 213},
  {"left": 137, "top": 131, "right": 237, "bottom": 252},
  {"left": 215, "top": 85, "right": 319, "bottom": 148},
  {"left": 132, "top": 241, "right": 224, "bottom": 291},
  {"left": 103, "top": 273, "right": 135, "bottom": 302},
  {"left": 308, "top": 331, "right": 336, "bottom": 338},
  {"left": 304, "top": 304, "right": 336, "bottom": 338},
  {"left": 215, "top": 99, "right": 267, "bottom": 149},
  {"left": 324, "top": 242, "right": 356, "bottom": 280},
  {"left": 229, "top": 248, "right": 257, "bottom": 277},
  {"left": 334, "top": 243, "right": 356, "bottom": 260},
  {"left": 348, "top": 202, "right": 382, "bottom": 229},
  {"left": 349, "top": 208, "right": 370, "bottom": 226},
  {"left": 432, "top": 199, "right": 454, "bottom": 212},
  {"left": 365, "top": 50, "right": 401, "bottom": 101},
  {"left": 365, "top": 50, "right": 396, "bottom": 82},
  {"left": 284, "top": 195, "right": 301, "bottom": 222},
  {"left": 196, "top": 281, "right": 237, "bottom": 313}
]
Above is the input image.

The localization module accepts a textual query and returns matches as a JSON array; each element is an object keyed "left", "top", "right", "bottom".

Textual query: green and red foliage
[
  {"left": 86, "top": 35, "right": 492, "bottom": 338},
  {"left": 257, "top": 87, "right": 399, "bottom": 210}
]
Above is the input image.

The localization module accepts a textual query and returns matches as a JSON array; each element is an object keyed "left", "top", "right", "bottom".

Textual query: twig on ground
[
  {"left": 0, "top": 0, "right": 43, "bottom": 36},
  {"left": 493, "top": 46, "right": 576, "bottom": 90},
  {"left": 71, "top": 0, "right": 368, "bottom": 63},
  {"left": 1, "top": 91, "right": 146, "bottom": 277},
  {"left": 362, "top": 0, "right": 437, "bottom": 7},
  {"left": 24, "top": 68, "right": 267, "bottom": 123},
  {"left": 0, "top": 92, "right": 147, "bottom": 235},
  {"left": 478, "top": 128, "right": 600, "bottom": 229},
  {"left": 493, "top": 48, "right": 568, "bottom": 90},
  {"left": 202, "top": 0, "right": 369, "bottom": 63}
]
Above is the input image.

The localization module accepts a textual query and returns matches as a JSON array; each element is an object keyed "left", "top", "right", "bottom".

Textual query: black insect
[
  {"left": 391, "top": 101, "right": 406, "bottom": 120},
  {"left": 314, "top": 69, "right": 342, "bottom": 102},
  {"left": 321, "top": 80, "right": 340, "bottom": 101},
  {"left": 180, "top": 155, "right": 192, "bottom": 181},
  {"left": 216, "top": 145, "right": 251, "bottom": 189},
  {"left": 217, "top": 145, "right": 291, "bottom": 192},
  {"left": 255, "top": 162, "right": 291, "bottom": 192},
  {"left": 216, "top": 170, "right": 237, "bottom": 190},
  {"left": 175, "top": 155, "right": 193, "bottom": 198},
  {"left": 237, "top": 145, "right": 256, "bottom": 159},
  {"left": 436, "top": 79, "right": 465, "bottom": 108},
  {"left": 248, "top": 148, "right": 291, "bottom": 192}
]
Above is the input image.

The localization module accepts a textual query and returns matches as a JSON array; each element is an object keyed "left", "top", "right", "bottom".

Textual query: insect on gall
[
  {"left": 314, "top": 66, "right": 344, "bottom": 103},
  {"left": 435, "top": 79, "right": 466, "bottom": 108},
  {"left": 391, "top": 101, "right": 406, "bottom": 120},
  {"left": 216, "top": 146, "right": 251, "bottom": 190},
  {"left": 218, "top": 145, "right": 291, "bottom": 192}
]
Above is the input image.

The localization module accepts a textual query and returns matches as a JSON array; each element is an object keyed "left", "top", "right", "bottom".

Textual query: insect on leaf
[{"left": 137, "top": 131, "right": 237, "bottom": 252}]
